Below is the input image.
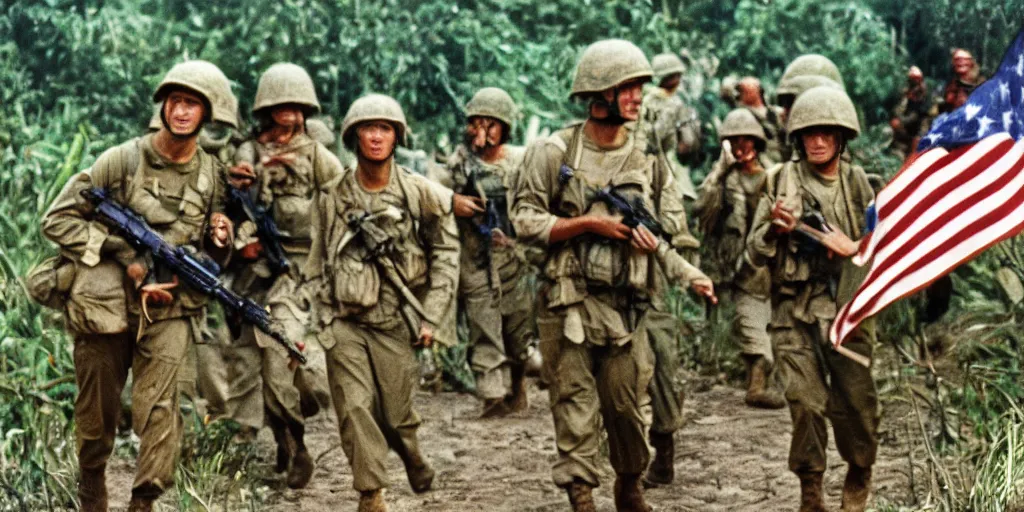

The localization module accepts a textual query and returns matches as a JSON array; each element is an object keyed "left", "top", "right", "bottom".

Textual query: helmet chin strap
[{"left": 590, "top": 88, "right": 627, "bottom": 126}]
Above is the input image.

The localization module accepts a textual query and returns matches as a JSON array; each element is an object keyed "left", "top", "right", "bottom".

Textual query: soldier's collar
[{"left": 141, "top": 133, "right": 201, "bottom": 174}]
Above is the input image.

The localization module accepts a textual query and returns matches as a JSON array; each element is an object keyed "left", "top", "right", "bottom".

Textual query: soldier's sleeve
[
  {"left": 723, "top": 172, "right": 747, "bottom": 236},
  {"left": 41, "top": 143, "right": 137, "bottom": 267},
  {"left": 654, "top": 153, "right": 700, "bottom": 250},
  {"left": 314, "top": 143, "right": 344, "bottom": 186},
  {"left": 412, "top": 175, "right": 460, "bottom": 325},
  {"left": 429, "top": 161, "right": 457, "bottom": 190},
  {"left": 747, "top": 187, "right": 778, "bottom": 265},
  {"left": 199, "top": 158, "right": 232, "bottom": 265},
  {"left": 234, "top": 140, "right": 256, "bottom": 165},
  {"left": 657, "top": 243, "right": 709, "bottom": 285},
  {"left": 302, "top": 175, "right": 339, "bottom": 284},
  {"left": 510, "top": 138, "right": 561, "bottom": 245}
]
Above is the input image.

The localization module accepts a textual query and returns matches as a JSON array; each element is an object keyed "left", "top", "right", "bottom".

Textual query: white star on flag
[
  {"left": 977, "top": 116, "right": 994, "bottom": 137},
  {"left": 964, "top": 103, "right": 981, "bottom": 120},
  {"left": 1005, "top": 111, "right": 1015, "bottom": 131},
  {"left": 1000, "top": 81, "right": 1011, "bottom": 101}
]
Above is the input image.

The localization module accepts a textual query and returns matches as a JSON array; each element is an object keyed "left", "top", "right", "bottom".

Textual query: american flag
[{"left": 829, "top": 30, "right": 1024, "bottom": 353}]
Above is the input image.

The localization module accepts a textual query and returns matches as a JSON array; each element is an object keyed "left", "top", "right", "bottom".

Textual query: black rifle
[
  {"left": 464, "top": 161, "right": 513, "bottom": 284},
  {"left": 224, "top": 185, "right": 290, "bottom": 276},
  {"left": 81, "top": 187, "right": 307, "bottom": 365},
  {"left": 559, "top": 164, "right": 666, "bottom": 238}
]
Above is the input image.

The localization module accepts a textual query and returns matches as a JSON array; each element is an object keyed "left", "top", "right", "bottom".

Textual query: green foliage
[{"left": 175, "top": 417, "right": 267, "bottom": 511}]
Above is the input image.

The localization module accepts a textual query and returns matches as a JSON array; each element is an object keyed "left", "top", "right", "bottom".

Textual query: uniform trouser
[
  {"left": 772, "top": 319, "right": 879, "bottom": 474},
  {"left": 462, "top": 263, "right": 537, "bottom": 399},
  {"left": 537, "top": 308, "right": 654, "bottom": 487},
  {"left": 324, "top": 319, "right": 423, "bottom": 491},
  {"left": 74, "top": 317, "right": 193, "bottom": 498},
  {"left": 224, "top": 266, "right": 331, "bottom": 430},
  {"left": 734, "top": 290, "right": 773, "bottom": 363},
  {"left": 646, "top": 310, "right": 685, "bottom": 434},
  {"left": 178, "top": 307, "right": 230, "bottom": 419}
]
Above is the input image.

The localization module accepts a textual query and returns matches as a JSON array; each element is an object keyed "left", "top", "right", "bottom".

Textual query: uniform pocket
[
  {"left": 25, "top": 256, "right": 76, "bottom": 310},
  {"left": 66, "top": 260, "right": 129, "bottom": 335},
  {"left": 332, "top": 254, "right": 381, "bottom": 309}
]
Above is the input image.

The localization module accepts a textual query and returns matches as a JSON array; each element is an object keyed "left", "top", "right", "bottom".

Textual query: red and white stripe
[{"left": 830, "top": 132, "right": 1024, "bottom": 348}]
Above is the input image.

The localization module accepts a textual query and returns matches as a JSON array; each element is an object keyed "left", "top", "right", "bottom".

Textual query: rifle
[
  {"left": 224, "top": 184, "right": 291, "bottom": 276},
  {"left": 559, "top": 164, "right": 666, "bottom": 237},
  {"left": 464, "top": 159, "right": 514, "bottom": 285},
  {"left": 81, "top": 187, "right": 307, "bottom": 365}
]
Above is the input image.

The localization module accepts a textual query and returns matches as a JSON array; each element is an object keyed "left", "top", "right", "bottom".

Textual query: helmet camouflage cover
[
  {"left": 341, "top": 93, "right": 409, "bottom": 149},
  {"left": 787, "top": 85, "right": 861, "bottom": 140},
  {"left": 465, "top": 87, "right": 518, "bottom": 127},
  {"left": 152, "top": 60, "right": 235, "bottom": 125},
  {"left": 570, "top": 39, "right": 653, "bottom": 98},
  {"left": 719, "top": 108, "right": 767, "bottom": 143},
  {"left": 777, "top": 54, "right": 846, "bottom": 100},
  {"left": 651, "top": 53, "right": 686, "bottom": 84},
  {"left": 253, "top": 62, "right": 321, "bottom": 114}
]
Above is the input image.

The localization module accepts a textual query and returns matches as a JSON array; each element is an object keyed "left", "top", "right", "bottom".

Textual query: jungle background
[{"left": 0, "top": 0, "right": 1022, "bottom": 510}]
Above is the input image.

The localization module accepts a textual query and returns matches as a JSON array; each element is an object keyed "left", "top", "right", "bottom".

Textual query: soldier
[
  {"left": 512, "top": 40, "right": 714, "bottom": 512},
  {"left": 304, "top": 94, "right": 458, "bottom": 512},
  {"left": 735, "top": 76, "right": 786, "bottom": 162},
  {"left": 939, "top": 48, "right": 986, "bottom": 113},
  {"left": 225, "top": 62, "right": 341, "bottom": 488},
  {"left": 433, "top": 87, "right": 537, "bottom": 417},
  {"left": 775, "top": 54, "right": 845, "bottom": 161},
  {"left": 697, "top": 108, "right": 784, "bottom": 409},
  {"left": 889, "top": 66, "right": 934, "bottom": 161},
  {"left": 747, "top": 86, "right": 878, "bottom": 512},
  {"left": 41, "top": 60, "right": 235, "bottom": 512},
  {"left": 642, "top": 52, "right": 701, "bottom": 200}
]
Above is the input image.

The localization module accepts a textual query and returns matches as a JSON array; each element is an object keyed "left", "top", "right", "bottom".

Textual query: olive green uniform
[
  {"left": 512, "top": 123, "right": 705, "bottom": 486},
  {"left": 641, "top": 87, "right": 700, "bottom": 199},
  {"left": 747, "top": 159, "right": 880, "bottom": 474},
  {"left": 42, "top": 134, "right": 227, "bottom": 500},
  {"left": 435, "top": 144, "right": 537, "bottom": 399},
  {"left": 226, "top": 133, "right": 340, "bottom": 430},
  {"left": 306, "top": 163, "right": 459, "bottom": 491}
]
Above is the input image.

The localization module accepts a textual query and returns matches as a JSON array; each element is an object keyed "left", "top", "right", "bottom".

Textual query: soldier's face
[
  {"left": 357, "top": 121, "right": 396, "bottom": 162},
  {"left": 952, "top": 51, "right": 974, "bottom": 76},
  {"left": 729, "top": 136, "right": 758, "bottom": 163},
  {"left": 614, "top": 80, "right": 644, "bottom": 121},
  {"left": 271, "top": 105, "right": 305, "bottom": 128},
  {"left": 466, "top": 116, "right": 503, "bottom": 152},
  {"left": 164, "top": 90, "right": 206, "bottom": 136},
  {"left": 801, "top": 128, "right": 840, "bottom": 165}
]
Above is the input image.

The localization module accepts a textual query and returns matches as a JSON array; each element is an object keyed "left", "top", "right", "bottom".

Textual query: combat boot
[
  {"left": 78, "top": 468, "right": 108, "bottom": 512},
  {"left": 841, "top": 464, "right": 872, "bottom": 512},
  {"left": 286, "top": 422, "right": 314, "bottom": 489},
  {"left": 504, "top": 364, "right": 529, "bottom": 413},
  {"left": 643, "top": 430, "right": 675, "bottom": 487},
  {"left": 614, "top": 473, "right": 652, "bottom": 512},
  {"left": 357, "top": 489, "right": 387, "bottom": 512},
  {"left": 744, "top": 355, "right": 785, "bottom": 409},
  {"left": 798, "top": 471, "right": 827, "bottom": 512},
  {"left": 566, "top": 479, "right": 596, "bottom": 512},
  {"left": 268, "top": 415, "right": 292, "bottom": 474},
  {"left": 403, "top": 448, "right": 435, "bottom": 493},
  {"left": 126, "top": 495, "right": 154, "bottom": 512}
]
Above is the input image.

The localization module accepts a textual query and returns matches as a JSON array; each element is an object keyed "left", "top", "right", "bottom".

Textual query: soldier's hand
[
  {"left": 240, "top": 240, "right": 263, "bottom": 260},
  {"left": 416, "top": 322, "right": 434, "bottom": 348},
  {"left": 126, "top": 262, "right": 148, "bottom": 289},
  {"left": 630, "top": 225, "right": 659, "bottom": 253},
  {"left": 491, "top": 228, "right": 515, "bottom": 248},
  {"left": 770, "top": 201, "right": 797, "bottom": 234},
  {"left": 228, "top": 162, "right": 257, "bottom": 189},
  {"left": 453, "top": 193, "right": 485, "bottom": 218},
  {"left": 139, "top": 276, "right": 179, "bottom": 322},
  {"left": 209, "top": 213, "right": 233, "bottom": 249},
  {"left": 690, "top": 277, "right": 718, "bottom": 305},
  {"left": 588, "top": 215, "right": 631, "bottom": 241}
]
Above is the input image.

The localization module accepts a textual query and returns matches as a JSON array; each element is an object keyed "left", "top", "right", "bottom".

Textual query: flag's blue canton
[{"left": 918, "top": 30, "right": 1024, "bottom": 152}]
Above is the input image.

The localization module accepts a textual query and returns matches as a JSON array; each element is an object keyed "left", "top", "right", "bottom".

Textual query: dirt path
[{"left": 106, "top": 373, "right": 911, "bottom": 511}]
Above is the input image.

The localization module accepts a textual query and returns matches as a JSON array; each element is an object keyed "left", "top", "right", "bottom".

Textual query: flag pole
[{"left": 835, "top": 345, "right": 871, "bottom": 368}]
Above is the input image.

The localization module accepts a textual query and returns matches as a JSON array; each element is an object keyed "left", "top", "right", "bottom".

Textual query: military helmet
[
  {"left": 306, "top": 118, "right": 337, "bottom": 149},
  {"left": 777, "top": 74, "right": 843, "bottom": 101},
  {"left": 152, "top": 60, "right": 233, "bottom": 124},
  {"left": 651, "top": 53, "right": 686, "bottom": 84},
  {"left": 148, "top": 104, "right": 162, "bottom": 131},
  {"left": 465, "top": 87, "right": 518, "bottom": 127},
  {"left": 778, "top": 54, "right": 845, "bottom": 89},
  {"left": 570, "top": 39, "right": 653, "bottom": 98},
  {"left": 252, "top": 63, "right": 321, "bottom": 114},
  {"left": 341, "top": 93, "right": 409, "bottom": 149},
  {"left": 787, "top": 86, "right": 861, "bottom": 140},
  {"left": 719, "top": 108, "right": 767, "bottom": 143}
]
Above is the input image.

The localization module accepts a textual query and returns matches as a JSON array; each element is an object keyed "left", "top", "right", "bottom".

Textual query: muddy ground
[{"left": 105, "top": 371, "right": 915, "bottom": 512}]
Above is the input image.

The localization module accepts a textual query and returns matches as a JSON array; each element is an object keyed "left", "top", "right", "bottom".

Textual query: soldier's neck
[
  {"left": 477, "top": 144, "right": 505, "bottom": 164},
  {"left": 583, "top": 119, "right": 629, "bottom": 149},
  {"left": 809, "top": 156, "right": 840, "bottom": 178},
  {"left": 259, "top": 124, "right": 303, "bottom": 145},
  {"left": 356, "top": 156, "right": 392, "bottom": 192},
  {"left": 152, "top": 129, "right": 198, "bottom": 164}
]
